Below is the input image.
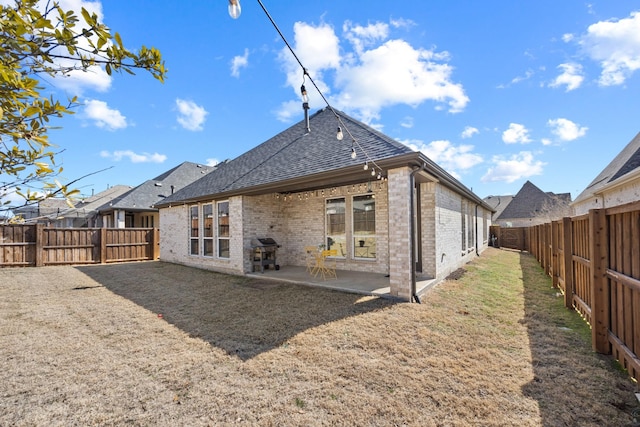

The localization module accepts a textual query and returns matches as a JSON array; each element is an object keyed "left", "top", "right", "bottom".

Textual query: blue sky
[{"left": 9, "top": 0, "right": 640, "bottom": 201}]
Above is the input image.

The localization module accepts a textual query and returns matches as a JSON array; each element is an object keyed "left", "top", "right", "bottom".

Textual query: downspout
[
  {"left": 475, "top": 204, "right": 480, "bottom": 256},
  {"left": 409, "top": 162, "right": 427, "bottom": 303}
]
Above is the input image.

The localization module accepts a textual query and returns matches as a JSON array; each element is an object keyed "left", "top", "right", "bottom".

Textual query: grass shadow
[
  {"left": 517, "top": 251, "right": 636, "bottom": 426},
  {"left": 75, "top": 261, "right": 396, "bottom": 361}
]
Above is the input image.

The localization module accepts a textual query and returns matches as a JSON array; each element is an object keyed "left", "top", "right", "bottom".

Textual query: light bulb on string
[
  {"left": 300, "top": 84, "right": 309, "bottom": 103},
  {"left": 363, "top": 162, "right": 368, "bottom": 171},
  {"left": 228, "top": 0, "right": 241, "bottom": 19},
  {"left": 336, "top": 127, "right": 344, "bottom": 141},
  {"left": 351, "top": 147, "right": 357, "bottom": 159},
  {"left": 371, "top": 168, "right": 376, "bottom": 176}
]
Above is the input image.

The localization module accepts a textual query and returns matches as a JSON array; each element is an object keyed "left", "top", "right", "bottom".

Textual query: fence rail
[
  {"left": 526, "top": 201, "right": 640, "bottom": 382},
  {"left": 0, "top": 225, "right": 159, "bottom": 267}
]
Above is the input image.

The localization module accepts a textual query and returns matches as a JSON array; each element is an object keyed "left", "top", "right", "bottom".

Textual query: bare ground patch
[{"left": 0, "top": 249, "right": 636, "bottom": 426}]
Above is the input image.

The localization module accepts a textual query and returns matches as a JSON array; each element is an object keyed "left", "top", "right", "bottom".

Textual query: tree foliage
[{"left": 0, "top": 0, "right": 165, "bottom": 214}]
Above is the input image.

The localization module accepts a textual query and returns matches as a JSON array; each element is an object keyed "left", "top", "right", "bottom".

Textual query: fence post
[
  {"left": 589, "top": 208, "right": 610, "bottom": 354},
  {"left": 35, "top": 224, "right": 44, "bottom": 267},
  {"left": 100, "top": 227, "right": 107, "bottom": 264},
  {"left": 152, "top": 228, "right": 160, "bottom": 260},
  {"left": 551, "top": 221, "right": 559, "bottom": 288},
  {"left": 562, "top": 217, "right": 574, "bottom": 309}
]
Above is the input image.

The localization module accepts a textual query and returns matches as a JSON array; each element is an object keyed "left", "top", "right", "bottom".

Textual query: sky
[{"left": 6, "top": 0, "right": 640, "bottom": 203}]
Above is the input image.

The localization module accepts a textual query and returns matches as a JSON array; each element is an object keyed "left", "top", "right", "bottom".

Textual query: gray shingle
[
  {"left": 161, "top": 108, "right": 413, "bottom": 204},
  {"left": 573, "top": 131, "right": 640, "bottom": 204}
]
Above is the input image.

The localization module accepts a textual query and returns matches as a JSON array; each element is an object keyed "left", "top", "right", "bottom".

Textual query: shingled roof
[
  {"left": 157, "top": 108, "right": 492, "bottom": 210},
  {"left": 99, "top": 162, "right": 216, "bottom": 212},
  {"left": 573, "top": 131, "right": 640, "bottom": 204},
  {"left": 497, "top": 181, "right": 570, "bottom": 220}
]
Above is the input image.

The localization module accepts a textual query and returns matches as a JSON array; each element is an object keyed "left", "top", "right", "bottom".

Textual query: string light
[
  {"left": 363, "top": 162, "right": 368, "bottom": 170},
  {"left": 234, "top": 0, "right": 387, "bottom": 180},
  {"left": 228, "top": 0, "right": 241, "bottom": 19}
]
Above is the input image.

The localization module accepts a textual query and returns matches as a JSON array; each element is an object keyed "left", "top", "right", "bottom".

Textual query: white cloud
[
  {"left": 276, "top": 20, "right": 468, "bottom": 124},
  {"left": 541, "top": 138, "right": 552, "bottom": 146},
  {"left": 547, "top": 118, "right": 588, "bottom": 141},
  {"left": 344, "top": 21, "right": 389, "bottom": 55},
  {"left": 481, "top": 151, "right": 545, "bottom": 183},
  {"left": 549, "top": 63, "right": 584, "bottom": 91},
  {"left": 175, "top": 99, "right": 208, "bottom": 131},
  {"left": 231, "top": 48, "right": 249, "bottom": 78},
  {"left": 100, "top": 150, "right": 166, "bottom": 163},
  {"left": 562, "top": 33, "right": 575, "bottom": 43},
  {"left": 461, "top": 126, "right": 479, "bottom": 139},
  {"left": 42, "top": 0, "right": 113, "bottom": 95},
  {"left": 400, "top": 116, "right": 414, "bottom": 128},
  {"left": 389, "top": 18, "right": 416, "bottom": 30},
  {"left": 502, "top": 123, "right": 532, "bottom": 144},
  {"left": 84, "top": 99, "right": 127, "bottom": 130},
  {"left": 406, "top": 139, "right": 483, "bottom": 177},
  {"left": 206, "top": 158, "right": 220, "bottom": 166},
  {"left": 578, "top": 11, "right": 640, "bottom": 86}
]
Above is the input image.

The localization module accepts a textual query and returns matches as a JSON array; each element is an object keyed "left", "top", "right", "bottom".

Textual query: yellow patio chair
[
  {"left": 304, "top": 246, "right": 319, "bottom": 275},
  {"left": 320, "top": 249, "right": 338, "bottom": 280}
]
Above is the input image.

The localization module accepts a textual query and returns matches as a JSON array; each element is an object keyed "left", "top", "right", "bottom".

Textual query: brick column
[{"left": 387, "top": 167, "right": 412, "bottom": 300}]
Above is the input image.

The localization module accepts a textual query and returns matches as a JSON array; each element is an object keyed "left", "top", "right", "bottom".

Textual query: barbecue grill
[{"left": 251, "top": 237, "right": 279, "bottom": 273}]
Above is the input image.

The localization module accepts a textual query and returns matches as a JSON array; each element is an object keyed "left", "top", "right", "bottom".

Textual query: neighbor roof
[
  {"left": 573, "top": 131, "right": 640, "bottom": 204},
  {"left": 482, "top": 195, "right": 514, "bottom": 219},
  {"left": 157, "top": 108, "right": 493, "bottom": 211},
  {"left": 497, "top": 181, "right": 570, "bottom": 220},
  {"left": 99, "top": 162, "right": 216, "bottom": 212}
]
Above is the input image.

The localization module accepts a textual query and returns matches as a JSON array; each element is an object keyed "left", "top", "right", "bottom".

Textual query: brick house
[
  {"left": 572, "top": 131, "right": 640, "bottom": 215},
  {"left": 156, "top": 108, "right": 493, "bottom": 301}
]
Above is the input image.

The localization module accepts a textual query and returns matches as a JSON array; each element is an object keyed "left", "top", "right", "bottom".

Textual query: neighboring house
[
  {"left": 155, "top": 108, "right": 494, "bottom": 301},
  {"left": 490, "top": 181, "right": 571, "bottom": 227},
  {"left": 483, "top": 194, "right": 513, "bottom": 222},
  {"left": 572, "top": 131, "right": 640, "bottom": 215},
  {"left": 97, "top": 162, "right": 216, "bottom": 228},
  {"left": 12, "top": 185, "right": 132, "bottom": 227}
]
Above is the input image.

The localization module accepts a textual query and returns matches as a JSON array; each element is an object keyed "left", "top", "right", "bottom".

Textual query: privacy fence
[
  {"left": 0, "top": 225, "right": 159, "bottom": 267},
  {"left": 513, "top": 201, "right": 640, "bottom": 382}
]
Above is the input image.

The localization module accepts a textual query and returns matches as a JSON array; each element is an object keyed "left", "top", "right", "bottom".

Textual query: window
[
  {"left": 203, "top": 203, "right": 214, "bottom": 257},
  {"left": 468, "top": 203, "right": 475, "bottom": 250},
  {"left": 461, "top": 200, "right": 467, "bottom": 252},
  {"left": 190, "top": 205, "right": 199, "bottom": 255},
  {"left": 326, "top": 198, "right": 346, "bottom": 256},
  {"left": 217, "top": 201, "right": 230, "bottom": 258},
  {"left": 353, "top": 194, "right": 376, "bottom": 258}
]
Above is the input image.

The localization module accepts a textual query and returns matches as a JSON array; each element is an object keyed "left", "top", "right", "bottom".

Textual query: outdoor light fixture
[
  {"left": 228, "top": 0, "right": 241, "bottom": 19},
  {"left": 371, "top": 168, "right": 376, "bottom": 176},
  {"left": 363, "top": 162, "right": 368, "bottom": 170},
  {"left": 336, "top": 126, "right": 344, "bottom": 141},
  {"left": 351, "top": 147, "right": 357, "bottom": 159},
  {"left": 300, "top": 84, "right": 309, "bottom": 104}
]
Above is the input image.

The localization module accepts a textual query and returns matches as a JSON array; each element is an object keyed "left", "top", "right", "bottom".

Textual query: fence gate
[{"left": 490, "top": 226, "right": 527, "bottom": 251}]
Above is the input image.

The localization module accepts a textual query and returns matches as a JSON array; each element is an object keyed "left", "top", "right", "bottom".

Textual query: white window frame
[
  {"left": 203, "top": 203, "right": 214, "bottom": 257},
  {"left": 189, "top": 205, "right": 199, "bottom": 256},
  {"left": 352, "top": 194, "right": 376, "bottom": 259},
  {"left": 217, "top": 200, "right": 230, "bottom": 259}
]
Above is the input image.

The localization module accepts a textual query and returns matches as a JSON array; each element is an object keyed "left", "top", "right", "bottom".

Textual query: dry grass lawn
[{"left": 0, "top": 248, "right": 637, "bottom": 426}]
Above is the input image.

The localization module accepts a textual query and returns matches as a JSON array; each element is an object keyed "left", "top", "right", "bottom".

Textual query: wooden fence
[
  {"left": 0, "top": 225, "right": 159, "bottom": 267},
  {"left": 527, "top": 201, "right": 640, "bottom": 382}
]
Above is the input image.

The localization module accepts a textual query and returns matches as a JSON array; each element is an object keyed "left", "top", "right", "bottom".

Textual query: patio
[{"left": 246, "top": 265, "right": 436, "bottom": 299}]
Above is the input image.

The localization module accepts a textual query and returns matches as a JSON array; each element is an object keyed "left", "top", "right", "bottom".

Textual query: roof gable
[
  {"left": 100, "top": 162, "right": 215, "bottom": 211},
  {"left": 497, "top": 181, "right": 569, "bottom": 220},
  {"left": 161, "top": 108, "right": 413, "bottom": 204},
  {"left": 574, "top": 131, "right": 640, "bottom": 203}
]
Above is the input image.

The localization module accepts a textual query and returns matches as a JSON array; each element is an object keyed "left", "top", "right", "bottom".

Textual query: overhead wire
[{"left": 256, "top": 0, "right": 387, "bottom": 179}]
